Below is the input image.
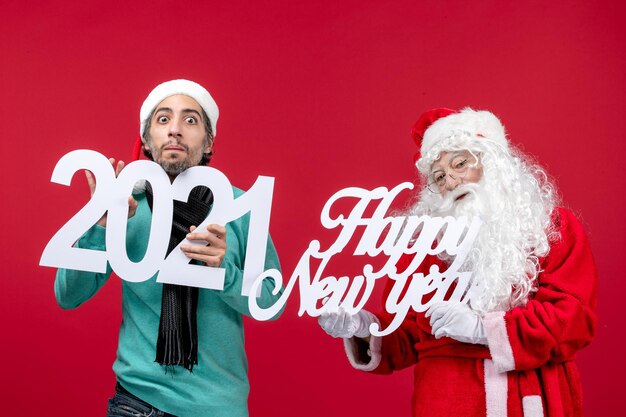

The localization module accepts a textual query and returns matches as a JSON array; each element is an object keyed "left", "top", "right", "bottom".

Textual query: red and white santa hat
[
  {"left": 139, "top": 79, "right": 219, "bottom": 138},
  {"left": 412, "top": 107, "right": 508, "bottom": 174}
]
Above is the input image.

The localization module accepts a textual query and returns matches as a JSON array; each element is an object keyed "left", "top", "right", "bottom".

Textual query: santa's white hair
[{"left": 408, "top": 109, "right": 560, "bottom": 313}]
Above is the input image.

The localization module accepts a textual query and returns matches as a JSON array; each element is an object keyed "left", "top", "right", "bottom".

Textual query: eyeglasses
[{"left": 426, "top": 156, "right": 478, "bottom": 194}]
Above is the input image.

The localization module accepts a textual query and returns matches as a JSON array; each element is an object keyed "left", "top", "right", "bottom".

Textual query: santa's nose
[{"left": 443, "top": 173, "right": 462, "bottom": 192}]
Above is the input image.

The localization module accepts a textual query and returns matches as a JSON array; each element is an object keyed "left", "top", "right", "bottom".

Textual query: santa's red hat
[{"left": 412, "top": 107, "right": 508, "bottom": 174}]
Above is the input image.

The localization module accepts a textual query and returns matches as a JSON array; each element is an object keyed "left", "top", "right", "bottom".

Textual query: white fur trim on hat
[
  {"left": 417, "top": 108, "right": 508, "bottom": 173},
  {"left": 140, "top": 79, "right": 219, "bottom": 138}
]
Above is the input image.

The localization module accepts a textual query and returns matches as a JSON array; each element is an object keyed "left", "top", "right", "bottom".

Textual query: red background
[{"left": 1, "top": 1, "right": 624, "bottom": 416}]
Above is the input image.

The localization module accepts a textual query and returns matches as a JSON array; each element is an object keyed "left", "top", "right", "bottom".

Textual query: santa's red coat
[{"left": 344, "top": 207, "right": 598, "bottom": 417}]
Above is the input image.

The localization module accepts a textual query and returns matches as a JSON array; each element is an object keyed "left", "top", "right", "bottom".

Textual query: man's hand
[
  {"left": 85, "top": 158, "right": 138, "bottom": 227},
  {"left": 318, "top": 308, "right": 373, "bottom": 339},
  {"left": 181, "top": 224, "right": 227, "bottom": 267},
  {"left": 425, "top": 301, "right": 488, "bottom": 345}
]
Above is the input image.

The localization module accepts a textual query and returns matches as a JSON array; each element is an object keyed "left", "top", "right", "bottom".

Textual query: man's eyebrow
[
  {"left": 154, "top": 106, "right": 172, "bottom": 114},
  {"left": 181, "top": 108, "right": 202, "bottom": 117},
  {"left": 153, "top": 107, "right": 203, "bottom": 118}
]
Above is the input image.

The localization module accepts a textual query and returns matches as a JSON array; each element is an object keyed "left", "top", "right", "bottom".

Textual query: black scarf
[{"left": 145, "top": 183, "right": 213, "bottom": 372}]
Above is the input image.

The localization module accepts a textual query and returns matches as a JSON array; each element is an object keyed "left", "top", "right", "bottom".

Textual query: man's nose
[{"left": 168, "top": 119, "right": 183, "bottom": 137}]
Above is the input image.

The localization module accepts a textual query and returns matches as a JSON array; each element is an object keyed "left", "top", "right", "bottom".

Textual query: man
[
  {"left": 55, "top": 79, "right": 283, "bottom": 417},
  {"left": 319, "top": 108, "right": 598, "bottom": 417}
]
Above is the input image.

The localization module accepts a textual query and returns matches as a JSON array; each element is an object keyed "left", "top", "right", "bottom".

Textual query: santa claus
[{"left": 319, "top": 108, "right": 598, "bottom": 417}]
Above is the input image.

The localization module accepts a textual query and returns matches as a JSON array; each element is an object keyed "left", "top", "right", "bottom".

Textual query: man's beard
[
  {"left": 148, "top": 140, "right": 208, "bottom": 176},
  {"left": 416, "top": 179, "right": 548, "bottom": 313}
]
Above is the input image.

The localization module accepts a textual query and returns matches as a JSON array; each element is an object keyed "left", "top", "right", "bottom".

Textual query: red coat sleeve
[
  {"left": 483, "top": 208, "right": 598, "bottom": 372},
  {"left": 371, "top": 252, "right": 443, "bottom": 374},
  {"left": 372, "top": 309, "right": 421, "bottom": 374}
]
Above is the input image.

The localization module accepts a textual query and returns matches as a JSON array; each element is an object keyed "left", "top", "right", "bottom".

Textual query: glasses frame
[{"left": 425, "top": 151, "right": 481, "bottom": 194}]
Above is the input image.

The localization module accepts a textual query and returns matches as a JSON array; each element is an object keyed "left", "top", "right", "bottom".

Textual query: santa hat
[
  {"left": 133, "top": 79, "right": 219, "bottom": 161},
  {"left": 412, "top": 107, "right": 508, "bottom": 174},
  {"left": 140, "top": 79, "right": 219, "bottom": 137}
]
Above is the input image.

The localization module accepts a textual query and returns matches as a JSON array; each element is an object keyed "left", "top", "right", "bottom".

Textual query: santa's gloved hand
[
  {"left": 425, "top": 301, "right": 487, "bottom": 345},
  {"left": 318, "top": 308, "right": 373, "bottom": 338}
]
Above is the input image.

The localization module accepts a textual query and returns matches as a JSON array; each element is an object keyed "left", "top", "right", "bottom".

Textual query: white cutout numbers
[{"left": 41, "top": 150, "right": 274, "bottom": 296}]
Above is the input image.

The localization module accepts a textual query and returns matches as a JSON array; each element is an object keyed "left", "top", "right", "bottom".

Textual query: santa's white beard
[
  {"left": 426, "top": 182, "right": 486, "bottom": 219},
  {"left": 418, "top": 180, "right": 545, "bottom": 314}
]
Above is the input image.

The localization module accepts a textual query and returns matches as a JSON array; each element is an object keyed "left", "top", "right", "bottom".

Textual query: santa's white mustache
[{"left": 434, "top": 183, "right": 482, "bottom": 213}]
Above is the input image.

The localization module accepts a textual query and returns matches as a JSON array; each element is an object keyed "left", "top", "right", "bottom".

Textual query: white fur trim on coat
[
  {"left": 343, "top": 312, "right": 382, "bottom": 371},
  {"left": 484, "top": 311, "right": 516, "bottom": 373},
  {"left": 484, "top": 359, "right": 508, "bottom": 417},
  {"left": 522, "top": 395, "right": 544, "bottom": 417}
]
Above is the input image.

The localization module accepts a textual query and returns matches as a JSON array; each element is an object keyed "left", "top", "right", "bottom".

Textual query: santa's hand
[
  {"left": 425, "top": 301, "right": 487, "bottom": 345},
  {"left": 318, "top": 308, "right": 373, "bottom": 339}
]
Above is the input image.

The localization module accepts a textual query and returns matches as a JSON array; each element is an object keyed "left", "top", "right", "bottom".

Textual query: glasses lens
[
  {"left": 427, "top": 182, "right": 441, "bottom": 194},
  {"left": 427, "top": 155, "right": 476, "bottom": 194}
]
